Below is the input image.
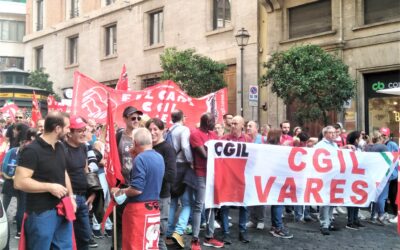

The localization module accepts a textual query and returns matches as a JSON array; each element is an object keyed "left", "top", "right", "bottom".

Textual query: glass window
[
  {"left": 70, "top": 0, "right": 79, "bottom": 18},
  {"left": 364, "top": 70, "right": 400, "bottom": 142},
  {"left": 364, "top": 0, "right": 400, "bottom": 25},
  {"left": 5, "top": 75, "right": 13, "bottom": 84},
  {"left": 35, "top": 46, "right": 43, "bottom": 70},
  {"left": 0, "top": 20, "right": 9, "bottom": 40},
  {"left": 68, "top": 36, "right": 78, "bottom": 65},
  {"left": 0, "top": 20, "right": 25, "bottom": 42},
  {"left": 37, "top": 0, "right": 43, "bottom": 31},
  {"left": 142, "top": 77, "right": 160, "bottom": 89},
  {"left": 213, "top": 0, "right": 231, "bottom": 30},
  {"left": 150, "top": 11, "right": 163, "bottom": 45},
  {"left": 288, "top": 0, "right": 331, "bottom": 39},
  {"left": 105, "top": 0, "right": 115, "bottom": 5},
  {"left": 105, "top": 24, "right": 117, "bottom": 56},
  {"left": 0, "top": 57, "right": 24, "bottom": 70}
]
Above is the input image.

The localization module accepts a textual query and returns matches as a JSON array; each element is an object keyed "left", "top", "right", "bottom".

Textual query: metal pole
[{"left": 240, "top": 47, "right": 244, "bottom": 117}]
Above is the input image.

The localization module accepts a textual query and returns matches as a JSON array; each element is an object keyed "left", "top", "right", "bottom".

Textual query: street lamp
[{"left": 235, "top": 27, "right": 250, "bottom": 117}]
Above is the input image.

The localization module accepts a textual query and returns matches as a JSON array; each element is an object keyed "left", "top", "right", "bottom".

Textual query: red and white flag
[
  {"left": 115, "top": 64, "right": 129, "bottom": 91},
  {"left": 31, "top": 91, "right": 42, "bottom": 127},
  {"left": 47, "top": 95, "right": 68, "bottom": 112},
  {"left": 0, "top": 101, "right": 18, "bottom": 121},
  {"left": 102, "top": 95, "right": 125, "bottom": 231}
]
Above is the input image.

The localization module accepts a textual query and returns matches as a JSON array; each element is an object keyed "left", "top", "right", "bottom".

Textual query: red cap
[
  {"left": 380, "top": 127, "right": 390, "bottom": 137},
  {"left": 69, "top": 116, "right": 87, "bottom": 129}
]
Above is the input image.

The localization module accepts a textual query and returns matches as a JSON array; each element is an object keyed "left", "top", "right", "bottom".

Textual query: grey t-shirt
[{"left": 118, "top": 132, "right": 134, "bottom": 184}]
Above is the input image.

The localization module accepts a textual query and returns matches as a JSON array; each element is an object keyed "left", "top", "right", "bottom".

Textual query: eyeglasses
[
  {"left": 130, "top": 116, "right": 142, "bottom": 121},
  {"left": 74, "top": 129, "right": 86, "bottom": 134},
  {"left": 15, "top": 116, "right": 23, "bottom": 119}
]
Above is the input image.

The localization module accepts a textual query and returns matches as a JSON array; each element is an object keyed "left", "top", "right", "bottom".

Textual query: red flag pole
[{"left": 101, "top": 94, "right": 124, "bottom": 237}]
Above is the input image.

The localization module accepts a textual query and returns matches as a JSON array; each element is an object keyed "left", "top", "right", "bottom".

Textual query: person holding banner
[
  {"left": 315, "top": 125, "right": 354, "bottom": 235},
  {"left": 379, "top": 127, "right": 399, "bottom": 224},
  {"left": 365, "top": 131, "right": 391, "bottom": 225},
  {"left": 189, "top": 113, "right": 224, "bottom": 250},
  {"left": 220, "top": 115, "right": 251, "bottom": 243},
  {"left": 267, "top": 129, "right": 294, "bottom": 239},
  {"left": 345, "top": 131, "right": 365, "bottom": 230},
  {"left": 246, "top": 120, "right": 267, "bottom": 230}
]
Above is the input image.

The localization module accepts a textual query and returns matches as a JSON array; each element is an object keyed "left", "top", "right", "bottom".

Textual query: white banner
[{"left": 205, "top": 140, "right": 398, "bottom": 208}]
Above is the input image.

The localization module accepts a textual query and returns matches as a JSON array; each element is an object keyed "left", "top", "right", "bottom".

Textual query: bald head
[
  {"left": 134, "top": 128, "right": 152, "bottom": 146},
  {"left": 231, "top": 115, "right": 244, "bottom": 136}
]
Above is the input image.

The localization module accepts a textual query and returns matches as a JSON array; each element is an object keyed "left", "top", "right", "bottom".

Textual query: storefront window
[{"left": 364, "top": 70, "right": 400, "bottom": 143}]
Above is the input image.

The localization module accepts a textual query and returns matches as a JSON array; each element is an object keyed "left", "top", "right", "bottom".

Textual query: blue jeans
[
  {"left": 271, "top": 205, "right": 284, "bottom": 229},
  {"left": 167, "top": 187, "right": 193, "bottom": 236},
  {"left": 159, "top": 197, "right": 170, "bottom": 250},
  {"left": 294, "top": 205, "right": 311, "bottom": 220},
  {"left": 25, "top": 209, "right": 73, "bottom": 250},
  {"left": 192, "top": 176, "right": 215, "bottom": 239},
  {"left": 74, "top": 195, "right": 91, "bottom": 250},
  {"left": 221, "top": 206, "right": 248, "bottom": 234},
  {"left": 347, "top": 207, "right": 359, "bottom": 224},
  {"left": 371, "top": 181, "right": 390, "bottom": 218}
]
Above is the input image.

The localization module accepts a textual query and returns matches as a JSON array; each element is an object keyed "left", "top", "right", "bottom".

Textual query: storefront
[{"left": 364, "top": 70, "right": 400, "bottom": 142}]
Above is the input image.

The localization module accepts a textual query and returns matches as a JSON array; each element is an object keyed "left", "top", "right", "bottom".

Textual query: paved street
[{"left": 5, "top": 198, "right": 399, "bottom": 250}]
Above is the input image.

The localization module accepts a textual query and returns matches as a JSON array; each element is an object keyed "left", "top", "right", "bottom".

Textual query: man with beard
[
  {"left": 64, "top": 116, "right": 97, "bottom": 249},
  {"left": 280, "top": 120, "right": 293, "bottom": 146},
  {"left": 14, "top": 112, "right": 77, "bottom": 250}
]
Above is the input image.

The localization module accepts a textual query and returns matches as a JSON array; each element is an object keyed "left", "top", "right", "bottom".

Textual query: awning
[{"left": 377, "top": 87, "right": 400, "bottom": 96}]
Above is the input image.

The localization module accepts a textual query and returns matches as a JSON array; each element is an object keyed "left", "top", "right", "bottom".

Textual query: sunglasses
[
  {"left": 16, "top": 116, "right": 23, "bottom": 119},
  {"left": 129, "top": 116, "right": 142, "bottom": 121}
]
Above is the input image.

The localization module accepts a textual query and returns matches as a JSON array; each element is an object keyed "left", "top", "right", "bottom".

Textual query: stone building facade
[
  {"left": 259, "top": 0, "right": 400, "bottom": 137},
  {"left": 23, "top": 0, "right": 259, "bottom": 121}
]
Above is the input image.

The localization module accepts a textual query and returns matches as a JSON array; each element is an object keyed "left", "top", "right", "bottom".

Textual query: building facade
[
  {"left": 23, "top": 0, "right": 259, "bottom": 120},
  {"left": 0, "top": 0, "right": 49, "bottom": 111},
  {"left": 259, "top": 0, "right": 400, "bottom": 138},
  {"left": 0, "top": 0, "right": 25, "bottom": 72}
]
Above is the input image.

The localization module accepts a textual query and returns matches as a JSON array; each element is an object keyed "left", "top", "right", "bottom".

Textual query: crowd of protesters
[{"left": 0, "top": 108, "right": 398, "bottom": 250}]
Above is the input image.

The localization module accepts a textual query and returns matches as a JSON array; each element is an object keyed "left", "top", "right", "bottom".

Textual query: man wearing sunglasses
[
  {"left": 5, "top": 111, "right": 25, "bottom": 148},
  {"left": 112, "top": 106, "right": 143, "bottom": 249}
]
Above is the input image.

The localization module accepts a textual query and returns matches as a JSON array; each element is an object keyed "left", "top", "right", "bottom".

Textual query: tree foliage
[
  {"left": 160, "top": 48, "right": 227, "bottom": 97},
  {"left": 260, "top": 45, "right": 356, "bottom": 125},
  {"left": 27, "top": 69, "right": 60, "bottom": 100}
]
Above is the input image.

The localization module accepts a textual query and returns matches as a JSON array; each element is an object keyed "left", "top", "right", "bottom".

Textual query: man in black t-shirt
[
  {"left": 64, "top": 115, "right": 97, "bottom": 249},
  {"left": 14, "top": 111, "right": 76, "bottom": 250}
]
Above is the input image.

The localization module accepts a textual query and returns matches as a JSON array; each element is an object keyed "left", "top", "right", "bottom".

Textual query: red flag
[
  {"left": 115, "top": 64, "right": 129, "bottom": 91},
  {"left": 31, "top": 91, "right": 42, "bottom": 127},
  {"left": 47, "top": 95, "right": 68, "bottom": 112},
  {"left": 104, "top": 96, "right": 124, "bottom": 187},
  {"left": 0, "top": 102, "right": 18, "bottom": 121},
  {"left": 101, "top": 95, "right": 125, "bottom": 230}
]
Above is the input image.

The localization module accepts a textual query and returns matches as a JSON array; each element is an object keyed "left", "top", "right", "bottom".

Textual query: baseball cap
[
  {"left": 70, "top": 115, "right": 87, "bottom": 129},
  {"left": 123, "top": 106, "right": 143, "bottom": 117},
  {"left": 380, "top": 127, "right": 390, "bottom": 137}
]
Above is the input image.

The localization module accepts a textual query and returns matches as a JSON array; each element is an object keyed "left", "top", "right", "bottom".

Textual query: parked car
[{"left": 0, "top": 199, "right": 8, "bottom": 249}]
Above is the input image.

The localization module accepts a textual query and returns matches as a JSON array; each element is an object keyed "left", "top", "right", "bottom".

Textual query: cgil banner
[
  {"left": 204, "top": 140, "right": 399, "bottom": 208},
  {"left": 71, "top": 71, "right": 227, "bottom": 127}
]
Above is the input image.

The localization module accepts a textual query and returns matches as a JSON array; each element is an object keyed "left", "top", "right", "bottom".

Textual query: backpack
[
  {"left": 2, "top": 147, "right": 18, "bottom": 179},
  {"left": 164, "top": 125, "right": 181, "bottom": 154}
]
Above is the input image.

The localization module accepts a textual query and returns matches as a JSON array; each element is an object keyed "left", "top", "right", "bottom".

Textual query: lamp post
[{"left": 235, "top": 27, "right": 250, "bottom": 117}]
